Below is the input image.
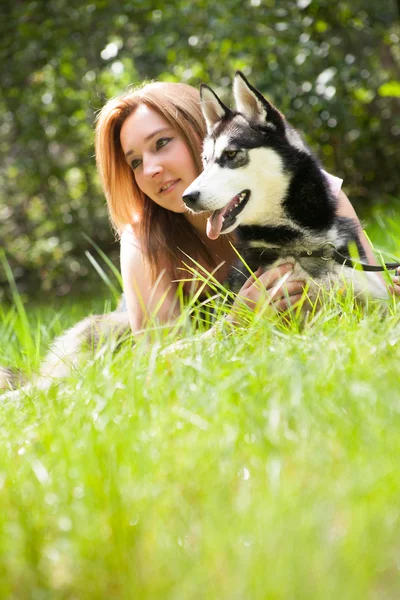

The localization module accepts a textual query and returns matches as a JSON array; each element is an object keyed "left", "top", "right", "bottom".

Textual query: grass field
[{"left": 0, "top": 212, "right": 399, "bottom": 599}]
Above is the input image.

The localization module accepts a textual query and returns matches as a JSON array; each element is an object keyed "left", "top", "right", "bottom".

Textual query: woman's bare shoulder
[
  {"left": 321, "top": 169, "right": 343, "bottom": 198},
  {"left": 120, "top": 224, "right": 141, "bottom": 249},
  {"left": 119, "top": 226, "right": 180, "bottom": 330}
]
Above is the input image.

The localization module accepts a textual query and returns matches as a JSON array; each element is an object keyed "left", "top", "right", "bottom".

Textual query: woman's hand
[
  {"left": 228, "top": 263, "right": 307, "bottom": 324},
  {"left": 389, "top": 268, "right": 400, "bottom": 297}
]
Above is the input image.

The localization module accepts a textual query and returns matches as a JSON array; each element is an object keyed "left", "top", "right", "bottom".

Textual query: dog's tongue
[{"left": 207, "top": 210, "right": 224, "bottom": 240}]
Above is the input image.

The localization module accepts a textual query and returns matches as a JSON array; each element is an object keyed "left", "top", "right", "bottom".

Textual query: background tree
[{"left": 0, "top": 0, "right": 399, "bottom": 298}]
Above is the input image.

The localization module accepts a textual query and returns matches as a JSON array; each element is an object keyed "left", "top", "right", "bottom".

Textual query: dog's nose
[{"left": 182, "top": 191, "right": 200, "bottom": 210}]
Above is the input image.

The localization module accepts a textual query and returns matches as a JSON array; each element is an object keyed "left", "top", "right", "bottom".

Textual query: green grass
[{"left": 0, "top": 218, "right": 400, "bottom": 599}]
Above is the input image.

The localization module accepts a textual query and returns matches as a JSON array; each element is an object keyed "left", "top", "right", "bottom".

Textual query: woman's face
[{"left": 120, "top": 104, "right": 199, "bottom": 213}]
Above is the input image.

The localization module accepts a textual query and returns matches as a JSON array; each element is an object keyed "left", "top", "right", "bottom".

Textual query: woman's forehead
[
  {"left": 120, "top": 104, "right": 173, "bottom": 153},
  {"left": 126, "top": 104, "right": 172, "bottom": 133}
]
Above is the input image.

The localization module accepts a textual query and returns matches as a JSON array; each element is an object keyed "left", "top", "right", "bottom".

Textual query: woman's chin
[{"left": 183, "top": 210, "right": 209, "bottom": 230}]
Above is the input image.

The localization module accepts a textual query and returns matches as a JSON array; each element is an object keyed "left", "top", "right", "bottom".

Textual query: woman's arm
[
  {"left": 336, "top": 189, "right": 400, "bottom": 296},
  {"left": 336, "top": 189, "right": 378, "bottom": 265},
  {"left": 120, "top": 236, "right": 180, "bottom": 332}
]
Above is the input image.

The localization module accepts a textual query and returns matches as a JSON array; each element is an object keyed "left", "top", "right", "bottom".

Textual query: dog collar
[{"left": 299, "top": 242, "right": 400, "bottom": 272}]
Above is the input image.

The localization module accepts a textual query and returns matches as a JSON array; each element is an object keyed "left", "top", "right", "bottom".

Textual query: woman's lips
[{"left": 159, "top": 179, "right": 181, "bottom": 194}]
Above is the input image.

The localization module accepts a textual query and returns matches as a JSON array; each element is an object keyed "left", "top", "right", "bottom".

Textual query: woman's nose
[{"left": 143, "top": 155, "right": 163, "bottom": 179}]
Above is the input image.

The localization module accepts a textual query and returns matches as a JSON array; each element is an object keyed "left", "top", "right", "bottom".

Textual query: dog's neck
[
  {"left": 237, "top": 223, "right": 339, "bottom": 253},
  {"left": 283, "top": 162, "right": 337, "bottom": 231}
]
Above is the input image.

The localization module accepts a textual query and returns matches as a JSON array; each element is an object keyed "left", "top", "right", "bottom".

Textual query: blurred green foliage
[{"left": 0, "top": 0, "right": 399, "bottom": 297}]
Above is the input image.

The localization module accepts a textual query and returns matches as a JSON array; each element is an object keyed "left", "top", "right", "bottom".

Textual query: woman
[{"left": 95, "top": 80, "right": 396, "bottom": 331}]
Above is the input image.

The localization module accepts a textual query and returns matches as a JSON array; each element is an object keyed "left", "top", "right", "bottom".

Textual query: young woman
[{"left": 95, "top": 81, "right": 397, "bottom": 331}]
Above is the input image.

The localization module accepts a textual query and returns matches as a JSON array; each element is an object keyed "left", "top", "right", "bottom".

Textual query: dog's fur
[{"left": 182, "top": 72, "right": 388, "bottom": 301}]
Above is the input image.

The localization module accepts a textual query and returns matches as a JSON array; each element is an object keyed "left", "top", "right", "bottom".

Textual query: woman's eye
[
  {"left": 226, "top": 150, "right": 238, "bottom": 159},
  {"left": 156, "top": 137, "right": 172, "bottom": 150},
  {"left": 131, "top": 158, "right": 142, "bottom": 170}
]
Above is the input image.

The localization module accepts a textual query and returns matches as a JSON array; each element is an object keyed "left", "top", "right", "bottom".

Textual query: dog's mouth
[{"left": 206, "top": 190, "right": 250, "bottom": 240}]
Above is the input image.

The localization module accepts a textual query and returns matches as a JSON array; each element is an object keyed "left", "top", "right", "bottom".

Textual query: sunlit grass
[{"left": 0, "top": 220, "right": 399, "bottom": 599}]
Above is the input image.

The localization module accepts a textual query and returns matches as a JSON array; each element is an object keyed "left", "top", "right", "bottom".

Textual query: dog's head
[{"left": 183, "top": 72, "right": 308, "bottom": 239}]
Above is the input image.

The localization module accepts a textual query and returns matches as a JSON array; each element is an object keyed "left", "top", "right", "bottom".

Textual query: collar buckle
[{"left": 319, "top": 241, "right": 336, "bottom": 261}]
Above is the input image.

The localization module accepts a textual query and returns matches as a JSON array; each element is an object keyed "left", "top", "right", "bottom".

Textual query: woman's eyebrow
[{"left": 125, "top": 127, "right": 172, "bottom": 159}]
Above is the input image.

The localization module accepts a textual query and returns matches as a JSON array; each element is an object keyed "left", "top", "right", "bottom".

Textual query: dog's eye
[{"left": 225, "top": 150, "right": 238, "bottom": 160}]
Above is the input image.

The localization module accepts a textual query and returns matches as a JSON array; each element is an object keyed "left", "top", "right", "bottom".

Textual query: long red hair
[{"left": 95, "top": 81, "right": 217, "bottom": 283}]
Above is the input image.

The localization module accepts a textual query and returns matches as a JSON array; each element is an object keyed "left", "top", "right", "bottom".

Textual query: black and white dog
[{"left": 183, "top": 72, "right": 388, "bottom": 301}]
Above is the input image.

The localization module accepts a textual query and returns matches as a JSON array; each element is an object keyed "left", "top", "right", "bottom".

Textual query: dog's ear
[
  {"left": 233, "top": 71, "right": 284, "bottom": 131},
  {"left": 200, "top": 84, "right": 230, "bottom": 133}
]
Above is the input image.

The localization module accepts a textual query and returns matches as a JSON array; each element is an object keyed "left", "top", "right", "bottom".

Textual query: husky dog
[{"left": 183, "top": 72, "right": 388, "bottom": 301}]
